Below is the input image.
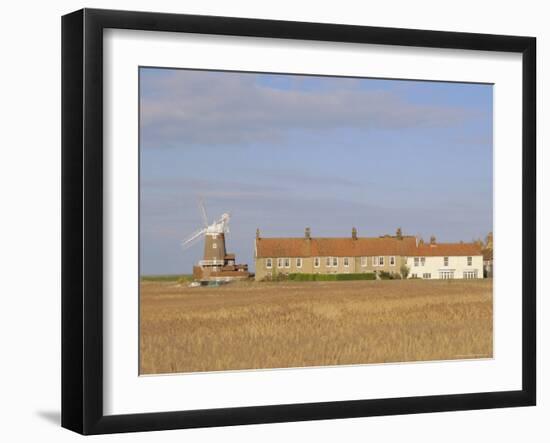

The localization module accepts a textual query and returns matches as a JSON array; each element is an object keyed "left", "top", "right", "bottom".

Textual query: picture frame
[{"left": 61, "top": 8, "right": 536, "bottom": 435}]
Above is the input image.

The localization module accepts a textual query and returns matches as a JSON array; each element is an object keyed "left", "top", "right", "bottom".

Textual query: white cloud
[{"left": 140, "top": 69, "right": 475, "bottom": 148}]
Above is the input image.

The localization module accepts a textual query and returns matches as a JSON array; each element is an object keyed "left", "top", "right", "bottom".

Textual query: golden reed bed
[{"left": 140, "top": 279, "right": 493, "bottom": 374}]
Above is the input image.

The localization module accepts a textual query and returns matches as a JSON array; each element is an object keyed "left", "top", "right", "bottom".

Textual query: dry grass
[{"left": 140, "top": 279, "right": 492, "bottom": 374}]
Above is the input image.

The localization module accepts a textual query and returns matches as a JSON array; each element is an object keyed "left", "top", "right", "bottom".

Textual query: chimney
[
  {"left": 396, "top": 227, "right": 403, "bottom": 240},
  {"left": 430, "top": 235, "right": 436, "bottom": 245},
  {"left": 256, "top": 228, "right": 260, "bottom": 240},
  {"left": 352, "top": 227, "right": 357, "bottom": 240},
  {"left": 305, "top": 227, "right": 311, "bottom": 239}
]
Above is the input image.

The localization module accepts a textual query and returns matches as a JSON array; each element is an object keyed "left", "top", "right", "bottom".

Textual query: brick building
[{"left": 254, "top": 228, "right": 483, "bottom": 281}]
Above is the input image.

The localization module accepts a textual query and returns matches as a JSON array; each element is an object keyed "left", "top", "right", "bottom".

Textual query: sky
[{"left": 139, "top": 67, "right": 493, "bottom": 275}]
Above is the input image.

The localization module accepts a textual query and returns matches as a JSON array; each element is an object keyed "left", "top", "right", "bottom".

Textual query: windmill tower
[{"left": 182, "top": 201, "right": 249, "bottom": 284}]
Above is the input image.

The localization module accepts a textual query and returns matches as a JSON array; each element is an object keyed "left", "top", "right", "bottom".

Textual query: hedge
[
  {"left": 287, "top": 273, "right": 376, "bottom": 281},
  {"left": 379, "top": 271, "right": 402, "bottom": 280}
]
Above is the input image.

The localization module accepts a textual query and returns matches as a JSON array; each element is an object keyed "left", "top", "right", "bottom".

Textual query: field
[{"left": 140, "top": 279, "right": 493, "bottom": 374}]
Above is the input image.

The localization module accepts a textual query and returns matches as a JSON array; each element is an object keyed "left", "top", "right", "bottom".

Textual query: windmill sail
[
  {"left": 181, "top": 227, "right": 207, "bottom": 249},
  {"left": 198, "top": 199, "right": 209, "bottom": 227},
  {"left": 180, "top": 201, "right": 249, "bottom": 284}
]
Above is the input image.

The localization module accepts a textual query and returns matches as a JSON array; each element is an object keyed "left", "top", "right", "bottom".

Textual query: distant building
[
  {"left": 254, "top": 228, "right": 483, "bottom": 281},
  {"left": 183, "top": 211, "right": 249, "bottom": 283},
  {"left": 407, "top": 239, "right": 483, "bottom": 280},
  {"left": 192, "top": 231, "right": 249, "bottom": 282},
  {"left": 482, "top": 248, "right": 493, "bottom": 278}
]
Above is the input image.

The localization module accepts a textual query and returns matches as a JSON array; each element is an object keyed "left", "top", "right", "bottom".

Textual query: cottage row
[{"left": 254, "top": 228, "right": 484, "bottom": 281}]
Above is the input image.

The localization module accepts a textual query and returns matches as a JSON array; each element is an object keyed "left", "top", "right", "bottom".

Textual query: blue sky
[{"left": 140, "top": 68, "right": 493, "bottom": 275}]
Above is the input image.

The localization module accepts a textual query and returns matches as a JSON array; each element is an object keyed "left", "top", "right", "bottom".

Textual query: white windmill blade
[
  {"left": 181, "top": 234, "right": 204, "bottom": 250},
  {"left": 198, "top": 198, "right": 209, "bottom": 227},
  {"left": 181, "top": 227, "right": 206, "bottom": 249},
  {"left": 181, "top": 235, "right": 204, "bottom": 251},
  {"left": 223, "top": 212, "right": 231, "bottom": 232},
  {"left": 218, "top": 212, "right": 230, "bottom": 225}
]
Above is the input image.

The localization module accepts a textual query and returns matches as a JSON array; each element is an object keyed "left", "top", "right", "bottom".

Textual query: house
[
  {"left": 254, "top": 228, "right": 483, "bottom": 281},
  {"left": 406, "top": 238, "right": 483, "bottom": 280}
]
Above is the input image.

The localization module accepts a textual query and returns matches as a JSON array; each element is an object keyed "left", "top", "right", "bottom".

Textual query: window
[
  {"left": 333, "top": 257, "right": 338, "bottom": 267},
  {"left": 390, "top": 256, "right": 395, "bottom": 266},
  {"left": 379, "top": 256, "right": 385, "bottom": 266},
  {"left": 326, "top": 257, "right": 331, "bottom": 267},
  {"left": 266, "top": 258, "right": 272, "bottom": 269},
  {"left": 284, "top": 257, "right": 290, "bottom": 268},
  {"left": 414, "top": 257, "right": 419, "bottom": 267},
  {"left": 411, "top": 273, "right": 418, "bottom": 278},
  {"left": 314, "top": 257, "right": 320, "bottom": 268},
  {"left": 361, "top": 256, "right": 367, "bottom": 267},
  {"left": 463, "top": 270, "right": 477, "bottom": 279},
  {"left": 296, "top": 258, "right": 302, "bottom": 268},
  {"left": 444, "top": 256, "right": 449, "bottom": 266},
  {"left": 373, "top": 256, "right": 379, "bottom": 266},
  {"left": 212, "top": 243, "right": 217, "bottom": 249},
  {"left": 439, "top": 270, "right": 454, "bottom": 279},
  {"left": 467, "top": 256, "right": 472, "bottom": 266},
  {"left": 277, "top": 258, "right": 284, "bottom": 268},
  {"left": 423, "top": 273, "right": 431, "bottom": 279},
  {"left": 344, "top": 257, "right": 349, "bottom": 267},
  {"left": 421, "top": 257, "right": 425, "bottom": 266}
]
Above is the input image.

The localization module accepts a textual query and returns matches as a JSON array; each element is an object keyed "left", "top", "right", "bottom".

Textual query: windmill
[{"left": 182, "top": 201, "right": 249, "bottom": 284}]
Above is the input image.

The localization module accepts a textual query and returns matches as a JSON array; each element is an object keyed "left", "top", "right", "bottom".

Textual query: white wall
[
  {"left": 0, "top": 1, "right": 546, "bottom": 442},
  {"left": 407, "top": 256, "right": 484, "bottom": 279}
]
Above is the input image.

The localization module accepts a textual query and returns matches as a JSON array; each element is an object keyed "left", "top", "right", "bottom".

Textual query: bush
[
  {"left": 273, "top": 272, "right": 289, "bottom": 282},
  {"left": 336, "top": 273, "right": 376, "bottom": 281},
  {"left": 287, "top": 273, "right": 376, "bottom": 281},
  {"left": 379, "top": 271, "right": 401, "bottom": 280},
  {"left": 262, "top": 272, "right": 289, "bottom": 282}
]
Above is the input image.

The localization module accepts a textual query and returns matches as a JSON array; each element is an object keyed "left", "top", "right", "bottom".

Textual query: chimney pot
[{"left": 305, "top": 227, "right": 311, "bottom": 239}]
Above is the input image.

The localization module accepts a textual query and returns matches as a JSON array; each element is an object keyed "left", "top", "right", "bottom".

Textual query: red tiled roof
[
  {"left": 255, "top": 236, "right": 482, "bottom": 258},
  {"left": 415, "top": 243, "right": 482, "bottom": 257},
  {"left": 255, "top": 237, "right": 417, "bottom": 258}
]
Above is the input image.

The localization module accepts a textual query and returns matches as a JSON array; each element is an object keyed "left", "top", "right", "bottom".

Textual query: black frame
[{"left": 62, "top": 8, "right": 536, "bottom": 435}]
